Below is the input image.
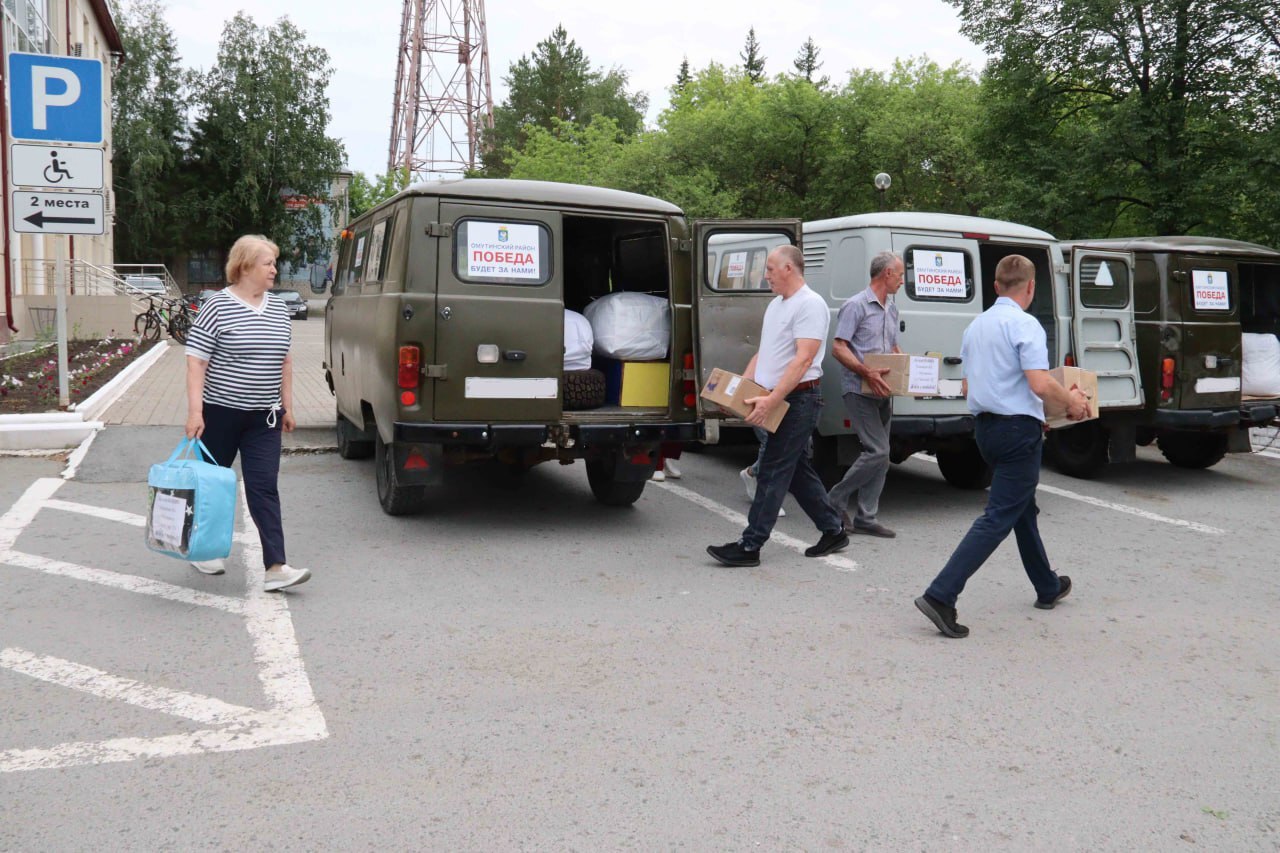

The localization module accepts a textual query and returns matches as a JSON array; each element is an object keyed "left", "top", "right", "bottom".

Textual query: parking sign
[{"left": 7, "top": 52, "right": 104, "bottom": 144}]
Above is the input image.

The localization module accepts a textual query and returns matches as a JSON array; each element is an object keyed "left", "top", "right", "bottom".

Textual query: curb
[{"left": 0, "top": 339, "right": 169, "bottom": 451}]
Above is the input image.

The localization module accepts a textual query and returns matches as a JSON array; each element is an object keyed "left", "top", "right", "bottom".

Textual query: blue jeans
[
  {"left": 741, "top": 389, "right": 843, "bottom": 550},
  {"left": 200, "top": 403, "right": 286, "bottom": 569},
  {"left": 925, "top": 414, "right": 1062, "bottom": 606}
]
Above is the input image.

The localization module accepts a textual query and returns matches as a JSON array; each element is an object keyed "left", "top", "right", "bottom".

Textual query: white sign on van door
[
  {"left": 1192, "top": 269, "right": 1230, "bottom": 310},
  {"left": 912, "top": 250, "right": 966, "bottom": 298},
  {"left": 726, "top": 252, "right": 747, "bottom": 278},
  {"left": 466, "top": 221, "right": 541, "bottom": 279}
]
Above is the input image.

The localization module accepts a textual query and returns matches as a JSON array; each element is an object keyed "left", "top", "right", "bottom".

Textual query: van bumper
[
  {"left": 392, "top": 420, "right": 703, "bottom": 447},
  {"left": 892, "top": 415, "right": 975, "bottom": 437},
  {"left": 1151, "top": 409, "right": 1241, "bottom": 429},
  {"left": 1240, "top": 400, "right": 1279, "bottom": 426}
]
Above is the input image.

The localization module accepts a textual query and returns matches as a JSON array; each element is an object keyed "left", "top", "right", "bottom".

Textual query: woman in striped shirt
[{"left": 184, "top": 234, "right": 311, "bottom": 592}]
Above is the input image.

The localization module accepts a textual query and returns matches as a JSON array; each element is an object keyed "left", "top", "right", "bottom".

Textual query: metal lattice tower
[{"left": 388, "top": 0, "right": 494, "bottom": 179}]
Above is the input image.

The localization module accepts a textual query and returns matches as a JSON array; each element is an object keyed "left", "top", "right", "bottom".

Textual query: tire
[
  {"left": 585, "top": 454, "right": 650, "bottom": 506},
  {"left": 564, "top": 368, "right": 606, "bottom": 410},
  {"left": 1156, "top": 431, "right": 1228, "bottom": 470},
  {"left": 169, "top": 313, "right": 191, "bottom": 344},
  {"left": 811, "top": 433, "right": 846, "bottom": 490},
  {"left": 143, "top": 314, "right": 162, "bottom": 342},
  {"left": 936, "top": 442, "right": 993, "bottom": 490},
  {"left": 336, "top": 413, "right": 374, "bottom": 460},
  {"left": 375, "top": 433, "right": 428, "bottom": 515},
  {"left": 1046, "top": 421, "right": 1109, "bottom": 479}
]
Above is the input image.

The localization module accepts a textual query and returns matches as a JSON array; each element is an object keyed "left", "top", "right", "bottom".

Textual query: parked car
[
  {"left": 275, "top": 289, "right": 308, "bottom": 320},
  {"left": 123, "top": 274, "right": 167, "bottom": 298}
]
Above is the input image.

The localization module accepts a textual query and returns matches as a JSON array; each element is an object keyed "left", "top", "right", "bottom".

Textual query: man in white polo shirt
[{"left": 707, "top": 244, "right": 848, "bottom": 567}]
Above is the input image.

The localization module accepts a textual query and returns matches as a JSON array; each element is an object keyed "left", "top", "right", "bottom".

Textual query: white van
[{"left": 696, "top": 212, "right": 1142, "bottom": 488}]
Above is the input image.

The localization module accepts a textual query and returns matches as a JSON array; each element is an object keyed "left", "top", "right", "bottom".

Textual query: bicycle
[
  {"left": 133, "top": 297, "right": 192, "bottom": 344},
  {"left": 167, "top": 299, "right": 192, "bottom": 344},
  {"left": 134, "top": 296, "right": 164, "bottom": 342}
]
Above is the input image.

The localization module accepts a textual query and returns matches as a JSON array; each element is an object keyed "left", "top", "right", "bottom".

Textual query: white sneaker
[
  {"left": 652, "top": 468, "right": 666, "bottom": 482},
  {"left": 264, "top": 564, "right": 311, "bottom": 592},
  {"left": 664, "top": 460, "right": 681, "bottom": 479},
  {"left": 191, "top": 559, "right": 225, "bottom": 575},
  {"left": 740, "top": 467, "right": 757, "bottom": 501}
]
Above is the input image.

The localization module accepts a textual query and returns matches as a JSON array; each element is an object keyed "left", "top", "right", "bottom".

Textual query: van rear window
[
  {"left": 904, "top": 247, "right": 974, "bottom": 302},
  {"left": 454, "top": 219, "right": 552, "bottom": 286},
  {"left": 1078, "top": 256, "right": 1130, "bottom": 309}
]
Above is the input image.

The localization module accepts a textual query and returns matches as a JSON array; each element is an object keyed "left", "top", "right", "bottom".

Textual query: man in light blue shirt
[{"left": 915, "top": 254, "right": 1089, "bottom": 638}]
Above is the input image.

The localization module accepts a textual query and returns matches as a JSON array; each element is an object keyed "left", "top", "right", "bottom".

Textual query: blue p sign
[{"left": 7, "top": 52, "right": 103, "bottom": 144}]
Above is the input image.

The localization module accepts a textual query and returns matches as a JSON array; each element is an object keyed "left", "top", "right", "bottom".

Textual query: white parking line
[
  {"left": 908, "top": 455, "right": 1225, "bottom": 535},
  {"left": 0, "top": 477, "right": 328, "bottom": 773},
  {"left": 653, "top": 481, "right": 860, "bottom": 573}
]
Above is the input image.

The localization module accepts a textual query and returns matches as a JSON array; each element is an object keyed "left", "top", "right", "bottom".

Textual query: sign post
[{"left": 6, "top": 51, "right": 106, "bottom": 409}]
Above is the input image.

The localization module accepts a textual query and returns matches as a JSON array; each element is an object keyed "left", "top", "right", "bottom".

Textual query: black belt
[
  {"left": 791, "top": 379, "right": 821, "bottom": 392},
  {"left": 977, "top": 413, "right": 1040, "bottom": 422}
]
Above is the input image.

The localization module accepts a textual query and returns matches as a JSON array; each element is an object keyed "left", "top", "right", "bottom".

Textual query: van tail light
[
  {"left": 398, "top": 345, "right": 421, "bottom": 390},
  {"left": 1064, "top": 353, "right": 1075, "bottom": 367},
  {"left": 682, "top": 351, "right": 697, "bottom": 408},
  {"left": 1161, "top": 357, "right": 1175, "bottom": 402}
]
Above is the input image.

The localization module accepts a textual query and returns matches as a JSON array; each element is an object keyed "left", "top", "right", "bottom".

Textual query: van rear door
[
  {"left": 434, "top": 203, "right": 563, "bottom": 422},
  {"left": 691, "top": 220, "right": 801, "bottom": 418},
  {"left": 1172, "top": 256, "right": 1241, "bottom": 409},
  {"left": 1070, "top": 249, "right": 1143, "bottom": 409}
]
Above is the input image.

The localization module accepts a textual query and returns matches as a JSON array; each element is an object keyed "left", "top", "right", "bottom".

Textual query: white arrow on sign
[
  {"left": 12, "top": 190, "right": 105, "bottom": 235},
  {"left": 10, "top": 143, "right": 104, "bottom": 190}
]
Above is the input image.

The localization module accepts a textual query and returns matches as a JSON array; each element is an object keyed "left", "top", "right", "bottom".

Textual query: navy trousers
[
  {"left": 199, "top": 403, "right": 286, "bottom": 569},
  {"left": 925, "top": 414, "right": 1062, "bottom": 606},
  {"left": 740, "top": 388, "right": 843, "bottom": 551}
]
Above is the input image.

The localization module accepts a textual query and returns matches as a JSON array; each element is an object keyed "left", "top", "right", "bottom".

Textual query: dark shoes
[
  {"left": 915, "top": 594, "right": 970, "bottom": 638},
  {"left": 707, "top": 542, "right": 760, "bottom": 567},
  {"left": 852, "top": 521, "right": 896, "bottom": 539},
  {"left": 1035, "top": 575, "right": 1072, "bottom": 610},
  {"left": 804, "top": 530, "right": 849, "bottom": 558}
]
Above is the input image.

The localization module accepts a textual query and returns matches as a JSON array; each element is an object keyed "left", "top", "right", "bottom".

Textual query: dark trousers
[
  {"left": 200, "top": 403, "right": 286, "bottom": 569},
  {"left": 925, "top": 414, "right": 1062, "bottom": 606},
  {"left": 741, "top": 388, "right": 843, "bottom": 551}
]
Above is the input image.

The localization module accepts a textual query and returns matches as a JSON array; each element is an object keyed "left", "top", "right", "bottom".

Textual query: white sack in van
[
  {"left": 584, "top": 291, "right": 670, "bottom": 360},
  {"left": 563, "top": 309, "right": 594, "bottom": 372},
  {"left": 1242, "top": 332, "right": 1280, "bottom": 396}
]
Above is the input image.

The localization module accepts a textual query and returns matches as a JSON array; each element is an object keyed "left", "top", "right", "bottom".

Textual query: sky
[{"left": 161, "top": 0, "right": 989, "bottom": 179}]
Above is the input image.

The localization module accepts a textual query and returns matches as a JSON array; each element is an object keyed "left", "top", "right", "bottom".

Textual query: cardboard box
[
  {"left": 699, "top": 367, "right": 789, "bottom": 433},
  {"left": 1045, "top": 366, "right": 1100, "bottom": 429},
  {"left": 862, "top": 353, "right": 942, "bottom": 397},
  {"left": 619, "top": 361, "right": 670, "bottom": 407}
]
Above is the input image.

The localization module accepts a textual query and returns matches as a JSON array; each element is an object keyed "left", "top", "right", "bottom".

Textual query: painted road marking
[
  {"left": 0, "top": 478, "right": 327, "bottom": 773},
  {"left": 908, "top": 455, "right": 1226, "bottom": 535},
  {"left": 653, "top": 480, "right": 860, "bottom": 573}
]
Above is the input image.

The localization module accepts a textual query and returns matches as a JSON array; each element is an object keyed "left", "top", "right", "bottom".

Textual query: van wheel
[
  {"left": 375, "top": 434, "right": 428, "bottom": 515},
  {"left": 1046, "top": 421, "right": 1109, "bottom": 478},
  {"left": 585, "top": 453, "right": 652, "bottom": 506},
  {"left": 336, "top": 413, "right": 374, "bottom": 460},
  {"left": 811, "top": 434, "right": 847, "bottom": 489},
  {"left": 936, "top": 443, "right": 993, "bottom": 490},
  {"left": 564, "top": 368, "right": 607, "bottom": 410},
  {"left": 1157, "top": 432, "right": 1228, "bottom": 469}
]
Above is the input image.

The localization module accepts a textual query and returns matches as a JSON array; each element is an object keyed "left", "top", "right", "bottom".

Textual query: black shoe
[
  {"left": 852, "top": 521, "right": 896, "bottom": 539},
  {"left": 804, "top": 530, "right": 849, "bottom": 558},
  {"left": 915, "top": 594, "right": 970, "bottom": 638},
  {"left": 1035, "top": 575, "right": 1072, "bottom": 610},
  {"left": 707, "top": 542, "right": 760, "bottom": 567}
]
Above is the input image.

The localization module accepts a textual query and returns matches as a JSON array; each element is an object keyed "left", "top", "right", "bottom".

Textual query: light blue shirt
[{"left": 961, "top": 297, "right": 1049, "bottom": 420}]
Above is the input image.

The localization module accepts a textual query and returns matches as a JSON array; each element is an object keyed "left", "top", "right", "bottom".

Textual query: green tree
[
  {"left": 675, "top": 57, "right": 691, "bottom": 93},
  {"left": 481, "top": 26, "right": 648, "bottom": 176},
  {"left": 183, "top": 12, "right": 345, "bottom": 263},
  {"left": 951, "top": 0, "right": 1280, "bottom": 240},
  {"left": 348, "top": 168, "right": 410, "bottom": 220},
  {"left": 111, "top": 0, "right": 187, "bottom": 263},
  {"left": 741, "top": 27, "right": 766, "bottom": 83},
  {"left": 792, "top": 37, "right": 828, "bottom": 88}
]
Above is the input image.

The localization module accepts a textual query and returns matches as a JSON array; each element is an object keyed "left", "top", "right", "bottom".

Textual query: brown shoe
[{"left": 852, "top": 521, "right": 896, "bottom": 539}]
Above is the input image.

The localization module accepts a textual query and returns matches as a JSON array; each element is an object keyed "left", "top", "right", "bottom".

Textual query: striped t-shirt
[{"left": 186, "top": 290, "right": 292, "bottom": 410}]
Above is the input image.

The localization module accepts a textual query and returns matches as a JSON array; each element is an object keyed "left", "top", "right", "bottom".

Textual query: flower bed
[{"left": 0, "top": 338, "right": 143, "bottom": 414}]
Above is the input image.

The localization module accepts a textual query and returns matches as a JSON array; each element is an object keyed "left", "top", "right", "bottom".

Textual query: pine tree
[{"left": 741, "top": 27, "right": 766, "bottom": 83}]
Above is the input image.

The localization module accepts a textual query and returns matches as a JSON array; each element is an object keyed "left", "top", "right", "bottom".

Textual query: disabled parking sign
[{"left": 7, "top": 52, "right": 104, "bottom": 144}]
